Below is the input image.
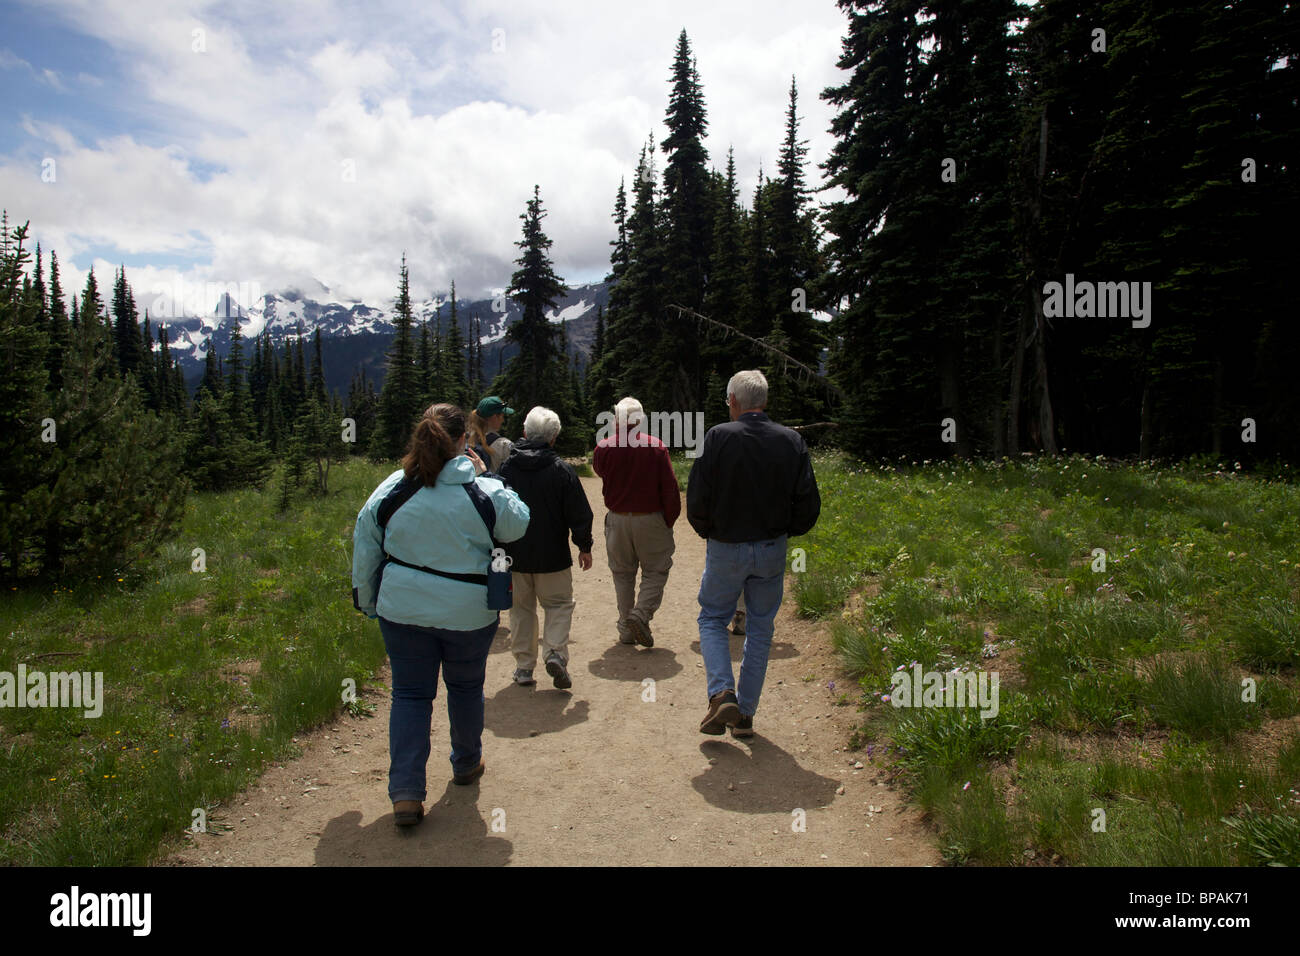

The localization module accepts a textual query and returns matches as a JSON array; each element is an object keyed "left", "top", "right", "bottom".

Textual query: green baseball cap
[{"left": 476, "top": 396, "right": 514, "bottom": 417}]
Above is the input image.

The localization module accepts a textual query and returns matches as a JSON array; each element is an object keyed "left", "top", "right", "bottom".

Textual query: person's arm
[
  {"left": 484, "top": 476, "right": 531, "bottom": 543},
  {"left": 351, "top": 498, "right": 384, "bottom": 618},
  {"left": 788, "top": 439, "right": 821, "bottom": 537},
  {"left": 564, "top": 466, "right": 595, "bottom": 568},
  {"left": 659, "top": 447, "right": 682, "bottom": 528},
  {"left": 592, "top": 442, "right": 605, "bottom": 478},
  {"left": 685, "top": 430, "right": 715, "bottom": 539}
]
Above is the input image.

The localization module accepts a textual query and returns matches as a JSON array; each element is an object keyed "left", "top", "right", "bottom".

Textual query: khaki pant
[
  {"left": 604, "top": 511, "right": 675, "bottom": 640},
  {"left": 510, "top": 569, "right": 575, "bottom": 670}
]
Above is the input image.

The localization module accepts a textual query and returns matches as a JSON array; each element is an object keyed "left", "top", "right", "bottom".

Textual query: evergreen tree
[
  {"left": 418, "top": 314, "right": 434, "bottom": 402},
  {"left": 471, "top": 314, "right": 486, "bottom": 394},
  {"left": 498, "top": 187, "right": 570, "bottom": 431},
  {"left": 46, "top": 250, "right": 69, "bottom": 390},
  {"left": 309, "top": 327, "right": 327, "bottom": 405},
  {"left": 80, "top": 268, "right": 104, "bottom": 335},
  {"left": 766, "top": 76, "right": 826, "bottom": 425},
  {"left": 296, "top": 393, "right": 348, "bottom": 495},
  {"left": 0, "top": 218, "right": 51, "bottom": 578},
  {"left": 603, "top": 143, "right": 666, "bottom": 410},
  {"left": 292, "top": 330, "right": 308, "bottom": 417},
  {"left": 368, "top": 255, "right": 423, "bottom": 459},
  {"left": 702, "top": 147, "right": 749, "bottom": 383},
  {"left": 440, "top": 279, "right": 471, "bottom": 409},
  {"left": 586, "top": 303, "right": 615, "bottom": 416},
  {"left": 198, "top": 343, "right": 224, "bottom": 401},
  {"left": 658, "top": 30, "right": 713, "bottom": 408},
  {"left": 137, "top": 312, "right": 160, "bottom": 410},
  {"left": 1, "top": 217, "right": 188, "bottom": 580},
  {"left": 225, "top": 320, "right": 252, "bottom": 436},
  {"left": 111, "top": 266, "right": 143, "bottom": 378},
  {"left": 345, "top": 367, "right": 379, "bottom": 455}
]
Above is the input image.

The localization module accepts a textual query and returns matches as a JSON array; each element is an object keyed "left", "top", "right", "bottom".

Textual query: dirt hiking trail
[{"left": 163, "top": 477, "right": 939, "bottom": 866}]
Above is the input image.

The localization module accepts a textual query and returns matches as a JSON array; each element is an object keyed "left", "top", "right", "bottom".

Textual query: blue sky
[{"left": 0, "top": 0, "right": 848, "bottom": 311}]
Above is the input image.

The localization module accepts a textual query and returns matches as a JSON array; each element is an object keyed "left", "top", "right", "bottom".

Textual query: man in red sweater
[{"left": 592, "top": 397, "right": 681, "bottom": 648}]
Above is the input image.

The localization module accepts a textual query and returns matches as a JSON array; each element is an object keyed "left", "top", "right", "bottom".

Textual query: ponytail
[{"left": 403, "top": 404, "right": 467, "bottom": 484}]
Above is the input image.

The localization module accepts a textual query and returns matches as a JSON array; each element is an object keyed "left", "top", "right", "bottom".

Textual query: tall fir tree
[
  {"left": 658, "top": 30, "right": 713, "bottom": 408},
  {"left": 440, "top": 279, "right": 471, "bottom": 409},
  {"left": 498, "top": 187, "right": 570, "bottom": 432},
  {"left": 368, "top": 255, "right": 423, "bottom": 459}
]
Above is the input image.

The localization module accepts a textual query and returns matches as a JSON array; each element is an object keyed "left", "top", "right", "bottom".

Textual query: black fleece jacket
[
  {"left": 497, "top": 438, "right": 594, "bottom": 573},
  {"left": 686, "top": 411, "right": 820, "bottom": 542}
]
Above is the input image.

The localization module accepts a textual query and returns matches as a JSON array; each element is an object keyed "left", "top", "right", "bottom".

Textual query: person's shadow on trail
[
  {"left": 688, "top": 637, "right": 800, "bottom": 663},
  {"left": 484, "top": 682, "right": 590, "bottom": 739},
  {"left": 314, "top": 782, "right": 512, "bottom": 866},
  {"left": 691, "top": 736, "right": 840, "bottom": 813},
  {"left": 587, "top": 643, "right": 684, "bottom": 682}
]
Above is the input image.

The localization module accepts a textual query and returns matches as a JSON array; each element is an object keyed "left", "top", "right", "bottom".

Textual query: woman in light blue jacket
[{"left": 352, "top": 403, "right": 529, "bottom": 826}]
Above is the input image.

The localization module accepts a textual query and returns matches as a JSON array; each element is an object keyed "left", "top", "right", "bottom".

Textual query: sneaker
[
  {"left": 545, "top": 655, "right": 572, "bottom": 690},
  {"left": 730, "top": 610, "right": 746, "bottom": 636},
  {"left": 513, "top": 668, "right": 536, "bottom": 686},
  {"left": 699, "top": 689, "right": 741, "bottom": 735},
  {"left": 628, "top": 616, "right": 654, "bottom": 648},
  {"left": 730, "top": 714, "right": 754, "bottom": 738},
  {"left": 453, "top": 759, "right": 485, "bottom": 786}
]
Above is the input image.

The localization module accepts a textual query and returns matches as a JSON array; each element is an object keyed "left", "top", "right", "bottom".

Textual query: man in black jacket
[
  {"left": 687, "top": 370, "right": 820, "bottom": 737},
  {"left": 498, "top": 406, "right": 594, "bottom": 689}
]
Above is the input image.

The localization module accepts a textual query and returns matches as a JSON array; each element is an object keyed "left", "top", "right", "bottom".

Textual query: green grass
[
  {"left": 0, "top": 457, "right": 394, "bottom": 865},
  {"left": 802, "top": 451, "right": 1300, "bottom": 866}
]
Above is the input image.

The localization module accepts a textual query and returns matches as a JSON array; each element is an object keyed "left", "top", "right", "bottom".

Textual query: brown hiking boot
[
  {"left": 393, "top": 800, "right": 424, "bottom": 826},
  {"left": 453, "top": 759, "right": 485, "bottom": 786},
  {"left": 730, "top": 610, "right": 746, "bottom": 636},
  {"left": 700, "top": 689, "right": 741, "bottom": 735},
  {"left": 730, "top": 714, "right": 754, "bottom": 738}
]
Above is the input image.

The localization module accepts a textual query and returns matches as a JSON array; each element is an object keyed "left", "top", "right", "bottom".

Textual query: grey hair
[
  {"left": 614, "top": 396, "right": 645, "bottom": 433},
  {"left": 727, "top": 370, "right": 768, "bottom": 410},
  {"left": 523, "top": 406, "right": 562, "bottom": 443}
]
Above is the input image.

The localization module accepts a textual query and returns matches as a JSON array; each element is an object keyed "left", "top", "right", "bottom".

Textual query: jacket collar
[{"left": 437, "top": 455, "right": 477, "bottom": 484}]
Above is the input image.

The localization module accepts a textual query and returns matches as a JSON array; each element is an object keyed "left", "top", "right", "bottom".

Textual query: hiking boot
[
  {"left": 730, "top": 609, "right": 746, "bottom": 636},
  {"left": 545, "top": 655, "right": 572, "bottom": 690},
  {"left": 393, "top": 800, "right": 424, "bottom": 826},
  {"left": 617, "top": 622, "right": 638, "bottom": 645},
  {"left": 700, "top": 689, "right": 741, "bottom": 735},
  {"left": 453, "top": 759, "right": 485, "bottom": 786},
  {"left": 628, "top": 616, "right": 654, "bottom": 648},
  {"left": 730, "top": 714, "right": 754, "bottom": 738},
  {"left": 513, "top": 668, "right": 536, "bottom": 686}
]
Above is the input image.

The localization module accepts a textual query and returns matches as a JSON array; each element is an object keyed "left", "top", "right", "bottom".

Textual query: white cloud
[{"left": 3, "top": 0, "right": 851, "bottom": 304}]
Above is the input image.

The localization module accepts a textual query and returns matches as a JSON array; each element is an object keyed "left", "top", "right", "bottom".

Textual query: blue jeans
[
  {"left": 697, "top": 536, "right": 787, "bottom": 717},
  {"left": 379, "top": 615, "right": 498, "bottom": 802}
]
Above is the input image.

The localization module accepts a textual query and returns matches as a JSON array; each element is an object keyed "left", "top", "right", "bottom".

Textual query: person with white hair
[
  {"left": 592, "top": 396, "right": 681, "bottom": 648},
  {"left": 687, "top": 370, "right": 821, "bottom": 738},
  {"left": 497, "top": 406, "right": 594, "bottom": 689}
]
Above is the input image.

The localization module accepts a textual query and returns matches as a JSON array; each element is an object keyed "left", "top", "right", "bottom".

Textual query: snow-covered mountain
[{"left": 153, "top": 280, "right": 612, "bottom": 395}]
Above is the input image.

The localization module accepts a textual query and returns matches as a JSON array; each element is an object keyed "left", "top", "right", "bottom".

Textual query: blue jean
[
  {"left": 379, "top": 615, "right": 498, "bottom": 802},
  {"left": 697, "top": 536, "right": 787, "bottom": 717}
]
